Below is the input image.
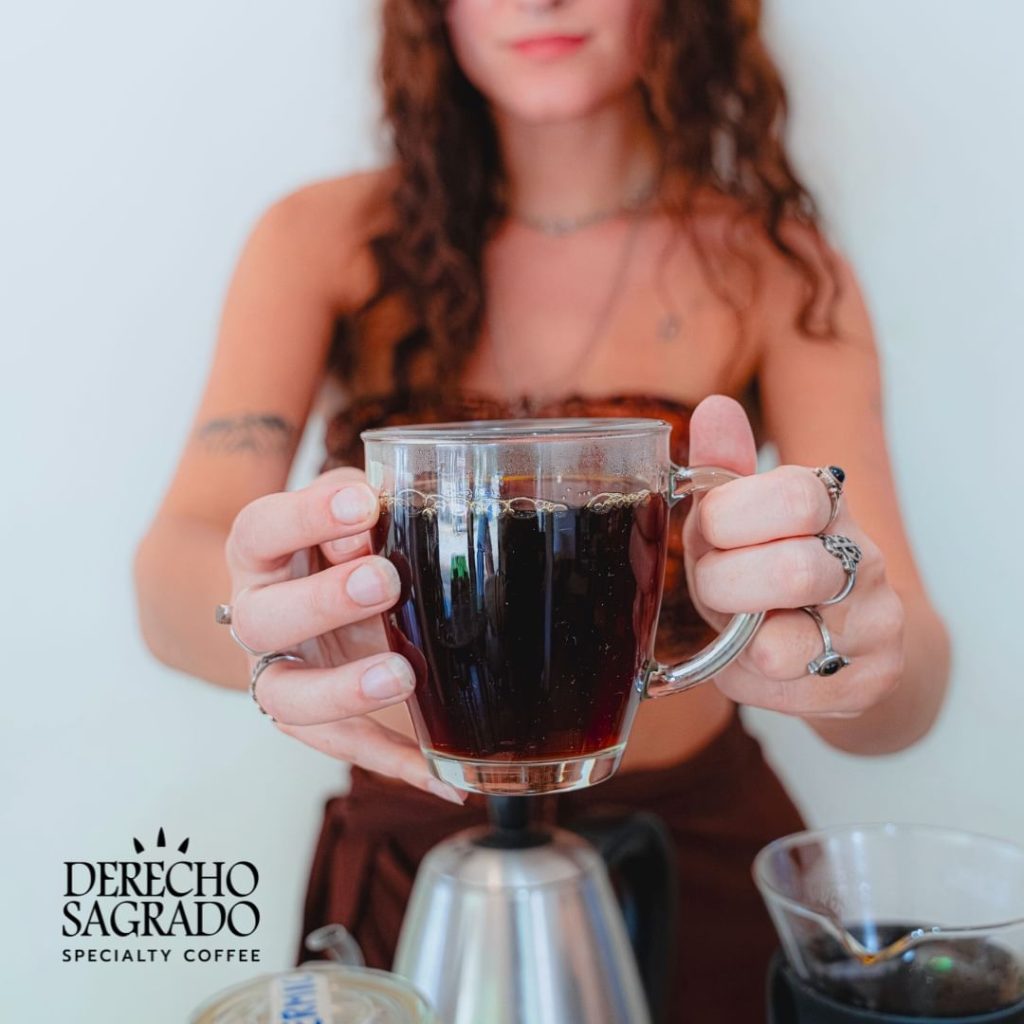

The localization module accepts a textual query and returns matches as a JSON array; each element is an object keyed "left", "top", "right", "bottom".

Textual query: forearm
[
  {"left": 133, "top": 515, "right": 249, "bottom": 690},
  {"left": 806, "top": 592, "right": 951, "bottom": 755}
]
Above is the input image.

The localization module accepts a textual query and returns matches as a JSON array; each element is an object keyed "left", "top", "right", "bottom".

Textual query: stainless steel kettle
[{"left": 393, "top": 797, "right": 677, "bottom": 1024}]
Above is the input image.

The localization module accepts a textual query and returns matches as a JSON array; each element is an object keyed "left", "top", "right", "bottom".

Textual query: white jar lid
[{"left": 189, "top": 962, "right": 439, "bottom": 1024}]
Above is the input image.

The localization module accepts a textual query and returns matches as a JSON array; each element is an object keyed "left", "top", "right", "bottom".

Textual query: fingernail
[
  {"left": 346, "top": 561, "right": 397, "bottom": 606},
  {"left": 361, "top": 656, "right": 415, "bottom": 700},
  {"left": 331, "top": 535, "right": 367, "bottom": 556},
  {"left": 331, "top": 485, "right": 376, "bottom": 525},
  {"left": 427, "top": 779, "right": 466, "bottom": 805}
]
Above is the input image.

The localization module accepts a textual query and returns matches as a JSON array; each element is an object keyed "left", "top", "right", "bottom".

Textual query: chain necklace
[
  {"left": 485, "top": 208, "right": 648, "bottom": 416},
  {"left": 510, "top": 176, "right": 659, "bottom": 238}
]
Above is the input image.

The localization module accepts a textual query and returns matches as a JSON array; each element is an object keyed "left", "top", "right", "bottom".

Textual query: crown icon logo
[{"left": 132, "top": 827, "right": 190, "bottom": 855}]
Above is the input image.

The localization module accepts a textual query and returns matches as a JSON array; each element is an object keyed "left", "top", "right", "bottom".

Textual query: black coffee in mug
[{"left": 372, "top": 475, "right": 667, "bottom": 761}]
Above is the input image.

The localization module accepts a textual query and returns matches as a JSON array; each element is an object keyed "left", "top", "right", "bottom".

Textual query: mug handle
[{"left": 641, "top": 464, "right": 765, "bottom": 699}]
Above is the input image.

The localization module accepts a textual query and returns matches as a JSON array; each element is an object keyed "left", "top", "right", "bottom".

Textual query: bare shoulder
[
  {"left": 675, "top": 188, "right": 869, "bottom": 371},
  {"left": 266, "top": 166, "right": 395, "bottom": 230},
  {"left": 739, "top": 214, "right": 867, "bottom": 347},
  {"left": 250, "top": 166, "right": 397, "bottom": 312},
  {"left": 684, "top": 187, "right": 847, "bottom": 302}
]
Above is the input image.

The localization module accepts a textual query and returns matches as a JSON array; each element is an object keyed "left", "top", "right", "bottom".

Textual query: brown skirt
[{"left": 297, "top": 711, "right": 804, "bottom": 1023}]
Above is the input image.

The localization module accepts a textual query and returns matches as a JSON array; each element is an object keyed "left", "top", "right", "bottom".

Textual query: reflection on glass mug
[{"left": 362, "top": 417, "right": 763, "bottom": 796}]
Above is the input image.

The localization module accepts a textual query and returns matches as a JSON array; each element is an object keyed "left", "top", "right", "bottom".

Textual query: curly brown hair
[{"left": 330, "top": 0, "right": 839, "bottom": 400}]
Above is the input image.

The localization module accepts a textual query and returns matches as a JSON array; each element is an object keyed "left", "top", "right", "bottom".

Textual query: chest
[
  {"left": 459, "top": 216, "right": 757, "bottom": 402},
  {"left": 346, "top": 214, "right": 760, "bottom": 406}
]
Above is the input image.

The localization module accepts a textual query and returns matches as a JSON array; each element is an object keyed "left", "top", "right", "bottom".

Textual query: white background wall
[{"left": 3, "top": 1, "right": 1021, "bottom": 1018}]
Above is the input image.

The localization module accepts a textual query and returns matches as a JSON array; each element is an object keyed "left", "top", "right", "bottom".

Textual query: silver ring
[
  {"left": 215, "top": 601, "right": 269, "bottom": 657},
  {"left": 817, "top": 533, "right": 863, "bottom": 606},
  {"left": 250, "top": 651, "right": 305, "bottom": 721},
  {"left": 813, "top": 466, "right": 845, "bottom": 531},
  {"left": 801, "top": 606, "right": 851, "bottom": 677}
]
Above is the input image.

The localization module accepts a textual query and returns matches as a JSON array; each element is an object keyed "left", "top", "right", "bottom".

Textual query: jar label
[{"left": 268, "top": 971, "right": 331, "bottom": 1022}]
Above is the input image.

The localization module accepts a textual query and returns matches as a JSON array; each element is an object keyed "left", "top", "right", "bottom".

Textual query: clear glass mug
[{"left": 362, "top": 417, "right": 762, "bottom": 795}]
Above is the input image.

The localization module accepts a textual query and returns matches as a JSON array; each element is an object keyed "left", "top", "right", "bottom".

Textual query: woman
[{"left": 134, "top": 0, "right": 950, "bottom": 1018}]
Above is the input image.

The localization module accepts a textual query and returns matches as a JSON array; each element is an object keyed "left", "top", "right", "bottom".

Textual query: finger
[
  {"left": 737, "top": 608, "right": 846, "bottom": 681},
  {"left": 255, "top": 652, "right": 417, "bottom": 725},
  {"left": 718, "top": 589, "right": 904, "bottom": 711},
  {"left": 233, "top": 554, "right": 401, "bottom": 651},
  {"left": 717, "top": 651, "right": 902, "bottom": 717},
  {"left": 629, "top": 503, "right": 665, "bottom": 596},
  {"left": 699, "top": 465, "right": 837, "bottom": 549},
  {"left": 634, "top": 489, "right": 668, "bottom": 542},
  {"left": 686, "top": 395, "right": 758, "bottom": 477},
  {"left": 320, "top": 532, "right": 372, "bottom": 566},
  {"left": 694, "top": 534, "right": 869, "bottom": 613},
  {"left": 681, "top": 395, "right": 758, "bottom": 582},
  {"left": 227, "top": 471, "right": 380, "bottom": 574},
  {"left": 275, "top": 715, "right": 467, "bottom": 804}
]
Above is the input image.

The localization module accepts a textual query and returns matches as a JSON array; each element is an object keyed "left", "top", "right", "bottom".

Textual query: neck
[{"left": 492, "top": 89, "right": 663, "bottom": 224}]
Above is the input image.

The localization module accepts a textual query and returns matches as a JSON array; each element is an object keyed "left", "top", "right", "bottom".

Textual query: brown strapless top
[{"left": 322, "top": 390, "right": 717, "bottom": 661}]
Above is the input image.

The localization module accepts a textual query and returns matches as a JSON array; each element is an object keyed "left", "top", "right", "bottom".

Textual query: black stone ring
[
  {"left": 801, "top": 606, "right": 851, "bottom": 677},
  {"left": 813, "top": 465, "right": 846, "bottom": 531}
]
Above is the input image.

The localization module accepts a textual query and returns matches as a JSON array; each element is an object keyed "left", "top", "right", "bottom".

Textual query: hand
[
  {"left": 682, "top": 396, "right": 906, "bottom": 719},
  {"left": 224, "top": 466, "right": 467, "bottom": 803}
]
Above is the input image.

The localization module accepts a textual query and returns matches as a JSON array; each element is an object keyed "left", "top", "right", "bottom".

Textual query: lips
[{"left": 509, "top": 34, "right": 588, "bottom": 59}]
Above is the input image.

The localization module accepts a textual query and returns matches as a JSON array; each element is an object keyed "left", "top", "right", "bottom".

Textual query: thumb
[
  {"left": 680, "top": 395, "right": 758, "bottom": 632},
  {"left": 686, "top": 395, "right": 758, "bottom": 477}
]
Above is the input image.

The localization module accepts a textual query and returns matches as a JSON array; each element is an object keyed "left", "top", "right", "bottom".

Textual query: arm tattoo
[{"left": 193, "top": 413, "right": 297, "bottom": 456}]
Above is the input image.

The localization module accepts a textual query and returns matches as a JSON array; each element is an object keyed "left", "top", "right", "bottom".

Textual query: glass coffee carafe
[
  {"left": 362, "top": 416, "right": 762, "bottom": 795},
  {"left": 755, "top": 824, "right": 1024, "bottom": 1019}
]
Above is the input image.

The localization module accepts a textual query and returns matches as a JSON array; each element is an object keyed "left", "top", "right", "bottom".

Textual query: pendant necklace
[
  {"left": 505, "top": 171, "right": 684, "bottom": 353},
  {"left": 486, "top": 207, "right": 648, "bottom": 416}
]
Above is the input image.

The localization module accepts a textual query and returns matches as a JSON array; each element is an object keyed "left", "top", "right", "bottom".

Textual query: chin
[{"left": 487, "top": 73, "right": 635, "bottom": 125}]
